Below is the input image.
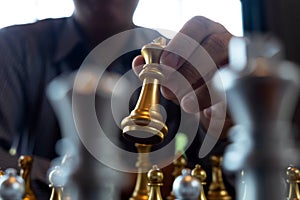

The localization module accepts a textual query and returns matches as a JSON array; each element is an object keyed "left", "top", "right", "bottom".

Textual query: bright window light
[
  {"left": 134, "top": 0, "right": 243, "bottom": 36},
  {"left": 0, "top": 0, "right": 243, "bottom": 37},
  {"left": 0, "top": 0, "right": 74, "bottom": 28}
]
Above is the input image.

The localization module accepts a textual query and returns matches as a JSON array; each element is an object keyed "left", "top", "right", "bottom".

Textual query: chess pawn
[
  {"left": 286, "top": 166, "right": 300, "bottom": 200},
  {"left": 18, "top": 155, "right": 37, "bottom": 200},
  {"left": 167, "top": 152, "right": 187, "bottom": 200},
  {"left": 173, "top": 168, "right": 201, "bottom": 200},
  {"left": 192, "top": 164, "right": 207, "bottom": 200},
  {"left": 207, "top": 156, "right": 231, "bottom": 200},
  {"left": 0, "top": 168, "right": 25, "bottom": 200},
  {"left": 147, "top": 165, "right": 164, "bottom": 200}
]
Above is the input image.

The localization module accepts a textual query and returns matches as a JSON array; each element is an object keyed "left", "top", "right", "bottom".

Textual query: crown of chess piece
[
  {"left": 18, "top": 155, "right": 37, "bottom": 200},
  {"left": 167, "top": 152, "right": 187, "bottom": 200},
  {"left": 286, "top": 166, "right": 300, "bottom": 200},
  {"left": 0, "top": 168, "right": 25, "bottom": 200},
  {"left": 121, "top": 37, "right": 168, "bottom": 145},
  {"left": 173, "top": 168, "right": 201, "bottom": 200},
  {"left": 147, "top": 165, "right": 164, "bottom": 200},
  {"left": 207, "top": 156, "right": 231, "bottom": 200},
  {"left": 192, "top": 164, "right": 207, "bottom": 200}
]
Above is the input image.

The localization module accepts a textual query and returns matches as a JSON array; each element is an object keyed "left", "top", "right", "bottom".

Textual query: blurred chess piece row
[{"left": 144, "top": 154, "right": 231, "bottom": 200}]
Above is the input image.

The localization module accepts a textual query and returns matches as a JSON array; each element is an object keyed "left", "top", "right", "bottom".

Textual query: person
[{"left": 0, "top": 0, "right": 235, "bottom": 199}]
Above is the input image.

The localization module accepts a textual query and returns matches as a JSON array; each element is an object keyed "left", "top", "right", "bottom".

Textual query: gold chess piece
[
  {"left": 0, "top": 168, "right": 5, "bottom": 176},
  {"left": 18, "top": 155, "right": 37, "bottom": 200},
  {"left": 192, "top": 164, "right": 207, "bottom": 200},
  {"left": 148, "top": 165, "right": 164, "bottom": 200},
  {"left": 207, "top": 155, "right": 231, "bottom": 200},
  {"left": 167, "top": 152, "right": 187, "bottom": 200},
  {"left": 121, "top": 37, "right": 169, "bottom": 200},
  {"left": 49, "top": 186, "right": 63, "bottom": 200},
  {"left": 130, "top": 144, "right": 152, "bottom": 200},
  {"left": 286, "top": 166, "right": 300, "bottom": 200},
  {"left": 121, "top": 37, "right": 168, "bottom": 145}
]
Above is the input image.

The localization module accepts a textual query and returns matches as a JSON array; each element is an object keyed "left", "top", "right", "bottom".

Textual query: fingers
[
  {"left": 200, "top": 102, "right": 233, "bottom": 139},
  {"left": 132, "top": 16, "right": 232, "bottom": 115},
  {"left": 159, "top": 16, "right": 232, "bottom": 112},
  {"left": 161, "top": 16, "right": 232, "bottom": 70},
  {"left": 201, "top": 31, "right": 232, "bottom": 66},
  {"left": 132, "top": 55, "right": 145, "bottom": 76}
]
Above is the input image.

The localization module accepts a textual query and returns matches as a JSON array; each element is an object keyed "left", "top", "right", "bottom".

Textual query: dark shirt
[{"left": 0, "top": 16, "right": 233, "bottom": 199}]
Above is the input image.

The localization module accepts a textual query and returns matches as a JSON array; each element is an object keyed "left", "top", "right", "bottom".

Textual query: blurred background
[{"left": 0, "top": 0, "right": 243, "bottom": 36}]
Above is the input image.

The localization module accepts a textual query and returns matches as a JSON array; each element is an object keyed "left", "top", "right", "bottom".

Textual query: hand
[{"left": 133, "top": 16, "right": 233, "bottom": 137}]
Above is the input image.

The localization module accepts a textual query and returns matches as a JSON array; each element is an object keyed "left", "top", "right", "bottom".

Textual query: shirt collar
[{"left": 53, "top": 16, "right": 82, "bottom": 63}]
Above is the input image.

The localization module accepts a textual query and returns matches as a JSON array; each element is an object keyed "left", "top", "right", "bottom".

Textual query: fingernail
[
  {"left": 203, "top": 107, "right": 212, "bottom": 119},
  {"left": 181, "top": 95, "right": 199, "bottom": 113}
]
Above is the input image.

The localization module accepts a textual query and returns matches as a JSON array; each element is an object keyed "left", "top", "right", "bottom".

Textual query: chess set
[{"left": 0, "top": 33, "right": 299, "bottom": 200}]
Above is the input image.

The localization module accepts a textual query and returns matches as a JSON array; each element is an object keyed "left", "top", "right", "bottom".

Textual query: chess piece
[
  {"left": 147, "top": 165, "right": 164, "bottom": 200},
  {"left": 167, "top": 133, "right": 188, "bottom": 200},
  {"left": 48, "top": 71, "right": 125, "bottom": 200},
  {"left": 286, "top": 166, "right": 300, "bottom": 200},
  {"left": 18, "top": 155, "right": 37, "bottom": 200},
  {"left": 0, "top": 168, "right": 25, "bottom": 200},
  {"left": 207, "top": 156, "right": 231, "bottom": 200},
  {"left": 215, "top": 36, "right": 300, "bottom": 200},
  {"left": 238, "top": 170, "right": 247, "bottom": 200},
  {"left": 121, "top": 37, "right": 169, "bottom": 200},
  {"left": 121, "top": 37, "right": 168, "bottom": 145},
  {"left": 167, "top": 152, "right": 187, "bottom": 200},
  {"left": 0, "top": 169, "right": 4, "bottom": 177},
  {"left": 48, "top": 165, "right": 67, "bottom": 200},
  {"left": 173, "top": 168, "right": 201, "bottom": 200},
  {"left": 130, "top": 144, "right": 152, "bottom": 200},
  {"left": 192, "top": 164, "right": 207, "bottom": 200}
]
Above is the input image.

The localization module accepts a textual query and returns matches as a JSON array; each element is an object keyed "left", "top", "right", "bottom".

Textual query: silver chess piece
[
  {"left": 173, "top": 168, "right": 201, "bottom": 200},
  {"left": 47, "top": 71, "right": 125, "bottom": 200},
  {"left": 215, "top": 35, "right": 300, "bottom": 200},
  {"left": 0, "top": 168, "right": 25, "bottom": 200}
]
